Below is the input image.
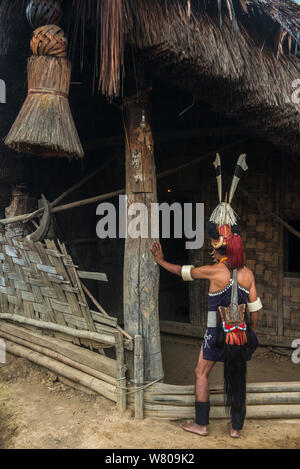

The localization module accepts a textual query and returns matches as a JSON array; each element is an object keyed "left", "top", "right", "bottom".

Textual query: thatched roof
[{"left": 1, "top": 0, "right": 299, "bottom": 152}]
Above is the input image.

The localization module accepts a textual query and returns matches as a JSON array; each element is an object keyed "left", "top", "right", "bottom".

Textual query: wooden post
[
  {"left": 134, "top": 334, "right": 144, "bottom": 419},
  {"left": 123, "top": 94, "right": 164, "bottom": 383},
  {"left": 115, "top": 332, "right": 127, "bottom": 412}
]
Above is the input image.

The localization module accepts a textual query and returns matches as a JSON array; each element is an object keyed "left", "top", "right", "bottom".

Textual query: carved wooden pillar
[{"left": 123, "top": 95, "right": 163, "bottom": 382}]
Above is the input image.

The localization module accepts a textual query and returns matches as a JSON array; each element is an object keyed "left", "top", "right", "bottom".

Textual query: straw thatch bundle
[
  {"left": 5, "top": 54, "right": 83, "bottom": 159},
  {"left": 4, "top": 23, "right": 84, "bottom": 159}
]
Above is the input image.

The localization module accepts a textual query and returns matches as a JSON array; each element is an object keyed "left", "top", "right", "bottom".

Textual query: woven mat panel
[{"left": 0, "top": 235, "right": 117, "bottom": 347}]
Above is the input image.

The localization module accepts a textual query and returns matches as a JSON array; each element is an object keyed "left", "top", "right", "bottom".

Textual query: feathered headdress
[{"left": 207, "top": 153, "right": 248, "bottom": 251}]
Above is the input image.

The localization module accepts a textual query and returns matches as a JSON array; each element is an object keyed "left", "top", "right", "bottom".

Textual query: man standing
[{"left": 150, "top": 155, "right": 262, "bottom": 437}]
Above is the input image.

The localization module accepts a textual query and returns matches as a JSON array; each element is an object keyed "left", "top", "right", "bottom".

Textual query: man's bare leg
[{"left": 181, "top": 346, "right": 215, "bottom": 436}]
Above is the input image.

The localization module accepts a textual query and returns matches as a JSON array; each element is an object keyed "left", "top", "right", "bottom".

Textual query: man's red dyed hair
[{"left": 226, "top": 234, "right": 245, "bottom": 269}]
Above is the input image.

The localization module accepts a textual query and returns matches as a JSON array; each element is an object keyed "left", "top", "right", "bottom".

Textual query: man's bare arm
[
  {"left": 190, "top": 265, "right": 217, "bottom": 280},
  {"left": 150, "top": 241, "right": 215, "bottom": 280}
]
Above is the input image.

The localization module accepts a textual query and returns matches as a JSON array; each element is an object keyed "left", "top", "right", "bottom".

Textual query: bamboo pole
[
  {"left": 0, "top": 321, "right": 117, "bottom": 377},
  {"left": 115, "top": 332, "right": 127, "bottom": 412},
  {"left": 146, "top": 381, "right": 300, "bottom": 395},
  {"left": 0, "top": 329, "right": 117, "bottom": 386},
  {"left": 5, "top": 340, "right": 117, "bottom": 402},
  {"left": 58, "top": 376, "right": 97, "bottom": 395},
  {"left": 141, "top": 392, "right": 300, "bottom": 406},
  {"left": 134, "top": 335, "right": 144, "bottom": 420},
  {"left": 0, "top": 314, "right": 116, "bottom": 345},
  {"left": 144, "top": 404, "right": 300, "bottom": 420}
]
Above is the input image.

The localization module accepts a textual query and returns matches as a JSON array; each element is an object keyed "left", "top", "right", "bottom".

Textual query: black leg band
[{"left": 195, "top": 401, "right": 210, "bottom": 426}]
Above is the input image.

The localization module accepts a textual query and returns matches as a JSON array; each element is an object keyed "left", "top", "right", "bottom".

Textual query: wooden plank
[
  {"left": 134, "top": 335, "right": 144, "bottom": 419},
  {"left": 77, "top": 271, "right": 108, "bottom": 282}
]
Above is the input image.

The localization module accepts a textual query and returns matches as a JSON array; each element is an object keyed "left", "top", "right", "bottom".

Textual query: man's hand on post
[{"left": 150, "top": 241, "right": 164, "bottom": 265}]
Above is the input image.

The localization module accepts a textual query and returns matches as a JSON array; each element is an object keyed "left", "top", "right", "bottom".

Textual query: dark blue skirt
[{"left": 202, "top": 327, "right": 259, "bottom": 362}]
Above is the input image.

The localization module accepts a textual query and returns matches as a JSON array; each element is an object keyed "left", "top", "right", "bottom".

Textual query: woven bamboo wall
[{"left": 0, "top": 235, "right": 118, "bottom": 349}]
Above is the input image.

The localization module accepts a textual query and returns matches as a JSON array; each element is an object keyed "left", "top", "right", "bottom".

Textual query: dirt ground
[{"left": 0, "top": 335, "right": 300, "bottom": 449}]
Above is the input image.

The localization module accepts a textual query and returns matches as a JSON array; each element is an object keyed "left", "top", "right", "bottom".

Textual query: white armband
[
  {"left": 181, "top": 265, "right": 195, "bottom": 281},
  {"left": 247, "top": 297, "right": 262, "bottom": 312}
]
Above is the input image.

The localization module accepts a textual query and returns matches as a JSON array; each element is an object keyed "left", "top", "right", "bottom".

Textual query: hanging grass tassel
[
  {"left": 4, "top": 25, "right": 83, "bottom": 160},
  {"left": 98, "top": 0, "right": 125, "bottom": 98}
]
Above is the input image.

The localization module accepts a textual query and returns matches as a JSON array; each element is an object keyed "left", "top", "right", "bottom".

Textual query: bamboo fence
[
  {"left": 127, "top": 338, "right": 300, "bottom": 420},
  {"left": 0, "top": 234, "right": 129, "bottom": 410}
]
